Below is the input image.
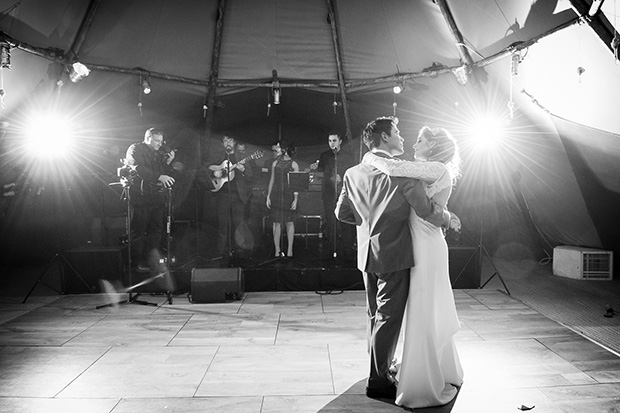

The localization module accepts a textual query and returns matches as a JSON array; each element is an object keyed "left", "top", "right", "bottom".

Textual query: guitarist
[
  {"left": 124, "top": 128, "right": 176, "bottom": 273},
  {"left": 204, "top": 134, "right": 253, "bottom": 258}
]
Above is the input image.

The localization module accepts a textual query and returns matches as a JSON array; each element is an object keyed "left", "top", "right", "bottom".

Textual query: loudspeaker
[
  {"left": 448, "top": 246, "right": 480, "bottom": 289},
  {"left": 191, "top": 267, "right": 244, "bottom": 303},
  {"left": 63, "top": 245, "right": 124, "bottom": 293}
]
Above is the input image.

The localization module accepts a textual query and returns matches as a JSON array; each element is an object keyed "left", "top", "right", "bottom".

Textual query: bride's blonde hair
[{"left": 418, "top": 126, "right": 462, "bottom": 183}]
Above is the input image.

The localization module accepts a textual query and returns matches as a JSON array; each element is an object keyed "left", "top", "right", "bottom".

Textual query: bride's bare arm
[{"left": 362, "top": 152, "right": 446, "bottom": 183}]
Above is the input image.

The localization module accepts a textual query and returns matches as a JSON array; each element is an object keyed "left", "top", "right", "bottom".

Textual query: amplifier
[
  {"left": 63, "top": 245, "right": 124, "bottom": 293},
  {"left": 191, "top": 267, "right": 244, "bottom": 303}
]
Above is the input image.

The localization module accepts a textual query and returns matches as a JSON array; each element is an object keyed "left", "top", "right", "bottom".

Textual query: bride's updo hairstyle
[{"left": 419, "top": 126, "right": 462, "bottom": 182}]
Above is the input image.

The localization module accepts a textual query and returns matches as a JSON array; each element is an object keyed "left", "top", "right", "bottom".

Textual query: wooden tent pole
[
  {"left": 569, "top": 0, "right": 617, "bottom": 55},
  {"left": 67, "top": 0, "right": 102, "bottom": 60},
  {"left": 435, "top": 0, "right": 479, "bottom": 88},
  {"left": 475, "top": 17, "right": 581, "bottom": 69},
  {"left": 203, "top": 0, "right": 227, "bottom": 165},
  {"left": 326, "top": 0, "right": 353, "bottom": 143}
]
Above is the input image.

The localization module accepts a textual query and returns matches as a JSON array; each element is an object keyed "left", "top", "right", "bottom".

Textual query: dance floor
[{"left": 1, "top": 263, "right": 620, "bottom": 412}]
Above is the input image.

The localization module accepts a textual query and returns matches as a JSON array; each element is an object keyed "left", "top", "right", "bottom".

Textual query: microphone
[{"left": 160, "top": 142, "right": 176, "bottom": 158}]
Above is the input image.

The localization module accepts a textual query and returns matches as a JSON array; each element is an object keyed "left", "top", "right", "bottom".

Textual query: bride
[{"left": 363, "top": 126, "right": 464, "bottom": 408}]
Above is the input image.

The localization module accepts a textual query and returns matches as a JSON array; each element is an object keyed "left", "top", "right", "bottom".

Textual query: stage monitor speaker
[
  {"left": 448, "top": 246, "right": 480, "bottom": 289},
  {"left": 63, "top": 245, "right": 124, "bottom": 293},
  {"left": 191, "top": 267, "right": 244, "bottom": 303}
]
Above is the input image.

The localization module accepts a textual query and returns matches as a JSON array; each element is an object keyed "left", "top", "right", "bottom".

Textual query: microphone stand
[
  {"left": 332, "top": 148, "right": 338, "bottom": 259},
  {"left": 97, "top": 181, "right": 157, "bottom": 308},
  {"left": 211, "top": 150, "right": 236, "bottom": 267},
  {"left": 227, "top": 152, "right": 234, "bottom": 264}
]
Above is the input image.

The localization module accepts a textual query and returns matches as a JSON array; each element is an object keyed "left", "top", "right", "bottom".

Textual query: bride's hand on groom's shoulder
[{"left": 449, "top": 213, "right": 462, "bottom": 233}]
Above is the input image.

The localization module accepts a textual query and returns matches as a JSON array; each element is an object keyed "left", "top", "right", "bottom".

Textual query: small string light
[
  {"left": 267, "top": 89, "right": 271, "bottom": 116},
  {"left": 203, "top": 86, "right": 208, "bottom": 118}
]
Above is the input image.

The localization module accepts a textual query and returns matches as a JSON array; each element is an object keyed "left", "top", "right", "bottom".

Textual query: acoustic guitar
[{"left": 209, "top": 150, "right": 264, "bottom": 192}]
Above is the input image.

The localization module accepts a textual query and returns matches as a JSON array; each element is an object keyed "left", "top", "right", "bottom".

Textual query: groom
[{"left": 335, "top": 116, "right": 453, "bottom": 399}]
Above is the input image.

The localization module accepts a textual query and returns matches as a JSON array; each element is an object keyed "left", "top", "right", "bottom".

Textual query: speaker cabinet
[
  {"left": 191, "top": 267, "right": 245, "bottom": 303},
  {"left": 63, "top": 245, "right": 124, "bottom": 293},
  {"left": 448, "top": 246, "right": 480, "bottom": 289}
]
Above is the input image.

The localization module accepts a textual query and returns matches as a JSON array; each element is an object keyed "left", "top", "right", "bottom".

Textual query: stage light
[
  {"left": 0, "top": 42, "right": 11, "bottom": 69},
  {"left": 141, "top": 74, "right": 151, "bottom": 95},
  {"left": 68, "top": 62, "right": 90, "bottom": 83},
  {"left": 273, "top": 88, "right": 280, "bottom": 104},
  {"left": 467, "top": 114, "right": 507, "bottom": 152},
  {"left": 271, "top": 69, "right": 281, "bottom": 105},
  {"left": 24, "top": 114, "right": 75, "bottom": 158},
  {"left": 393, "top": 81, "right": 405, "bottom": 94},
  {"left": 452, "top": 66, "right": 469, "bottom": 86}
]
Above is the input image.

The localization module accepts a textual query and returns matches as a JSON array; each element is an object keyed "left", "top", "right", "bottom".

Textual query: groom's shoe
[{"left": 366, "top": 384, "right": 397, "bottom": 400}]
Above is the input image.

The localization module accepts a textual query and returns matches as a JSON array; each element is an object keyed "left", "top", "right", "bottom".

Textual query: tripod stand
[
  {"left": 97, "top": 181, "right": 157, "bottom": 308},
  {"left": 22, "top": 182, "right": 94, "bottom": 303},
  {"left": 472, "top": 176, "right": 510, "bottom": 295},
  {"left": 22, "top": 252, "right": 94, "bottom": 303}
]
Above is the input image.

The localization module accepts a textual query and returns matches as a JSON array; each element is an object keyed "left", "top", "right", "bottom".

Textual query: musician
[
  {"left": 311, "top": 132, "right": 355, "bottom": 255},
  {"left": 124, "top": 128, "right": 175, "bottom": 272},
  {"left": 206, "top": 134, "right": 254, "bottom": 258}
]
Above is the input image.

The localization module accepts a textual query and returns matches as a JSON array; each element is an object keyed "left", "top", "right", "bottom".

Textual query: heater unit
[{"left": 553, "top": 246, "right": 613, "bottom": 280}]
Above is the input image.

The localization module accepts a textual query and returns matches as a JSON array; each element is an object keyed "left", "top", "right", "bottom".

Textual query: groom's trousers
[{"left": 364, "top": 268, "right": 410, "bottom": 389}]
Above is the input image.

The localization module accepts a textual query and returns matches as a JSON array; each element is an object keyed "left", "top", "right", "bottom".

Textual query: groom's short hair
[{"left": 362, "top": 116, "right": 398, "bottom": 149}]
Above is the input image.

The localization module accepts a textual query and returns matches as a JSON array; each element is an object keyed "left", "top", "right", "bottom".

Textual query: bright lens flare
[
  {"left": 468, "top": 115, "right": 506, "bottom": 152},
  {"left": 25, "top": 114, "right": 75, "bottom": 158}
]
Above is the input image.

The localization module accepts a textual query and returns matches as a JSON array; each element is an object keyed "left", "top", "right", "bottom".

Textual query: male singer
[
  {"left": 124, "top": 128, "right": 175, "bottom": 272},
  {"left": 311, "top": 132, "right": 355, "bottom": 255}
]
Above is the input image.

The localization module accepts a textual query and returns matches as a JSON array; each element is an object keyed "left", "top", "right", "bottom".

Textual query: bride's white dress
[{"left": 363, "top": 152, "right": 464, "bottom": 408}]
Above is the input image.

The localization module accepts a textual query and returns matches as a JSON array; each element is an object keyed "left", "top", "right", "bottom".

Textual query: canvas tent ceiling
[{"left": 0, "top": 0, "right": 619, "bottom": 271}]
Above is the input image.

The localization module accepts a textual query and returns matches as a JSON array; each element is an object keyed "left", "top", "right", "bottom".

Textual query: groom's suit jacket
[{"left": 335, "top": 152, "right": 446, "bottom": 273}]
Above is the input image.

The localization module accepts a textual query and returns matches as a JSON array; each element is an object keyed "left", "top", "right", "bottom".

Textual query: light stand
[
  {"left": 22, "top": 181, "right": 94, "bottom": 303},
  {"left": 97, "top": 180, "right": 157, "bottom": 308},
  {"left": 22, "top": 253, "right": 94, "bottom": 303},
  {"left": 476, "top": 173, "right": 510, "bottom": 295}
]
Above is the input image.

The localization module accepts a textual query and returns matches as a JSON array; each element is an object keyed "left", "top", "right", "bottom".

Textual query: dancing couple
[{"left": 336, "top": 116, "right": 463, "bottom": 409}]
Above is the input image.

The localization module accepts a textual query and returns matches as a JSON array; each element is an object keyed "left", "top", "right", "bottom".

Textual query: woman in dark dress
[{"left": 266, "top": 140, "right": 299, "bottom": 257}]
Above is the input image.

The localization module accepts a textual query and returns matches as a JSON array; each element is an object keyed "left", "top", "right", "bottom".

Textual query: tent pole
[
  {"left": 203, "top": 0, "right": 227, "bottom": 164},
  {"left": 475, "top": 17, "right": 581, "bottom": 69},
  {"left": 67, "top": 0, "right": 102, "bottom": 61},
  {"left": 435, "top": 0, "right": 480, "bottom": 88},
  {"left": 326, "top": 0, "right": 353, "bottom": 144},
  {"left": 569, "top": 0, "right": 617, "bottom": 55}
]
